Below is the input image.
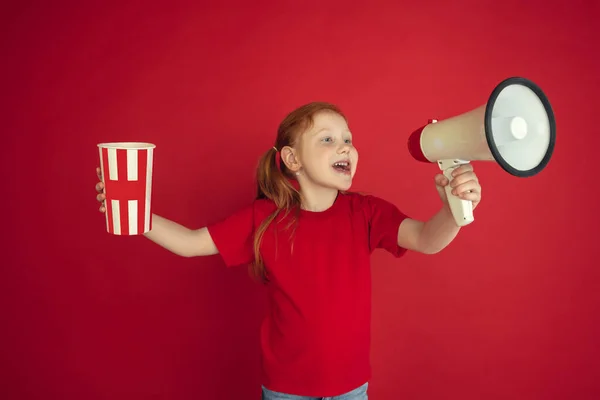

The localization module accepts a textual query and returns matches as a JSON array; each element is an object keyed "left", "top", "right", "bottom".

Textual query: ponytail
[{"left": 251, "top": 146, "right": 302, "bottom": 282}]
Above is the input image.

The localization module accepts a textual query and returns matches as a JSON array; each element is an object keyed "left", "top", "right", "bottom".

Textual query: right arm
[
  {"left": 143, "top": 214, "right": 219, "bottom": 258},
  {"left": 95, "top": 167, "right": 218, "bottom": 258}
]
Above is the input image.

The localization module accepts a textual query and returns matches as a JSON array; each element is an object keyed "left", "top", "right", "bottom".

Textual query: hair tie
[{"left": 273, "top": 146, "right": 281, "bottom": 169}]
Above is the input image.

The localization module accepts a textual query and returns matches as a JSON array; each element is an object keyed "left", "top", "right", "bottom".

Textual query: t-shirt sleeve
[
  {"left": 206, "top": 202, "right": 256, "bottom": 267},
  {"left": 363, "top": 195, "right": 410, "bottom": 257}
]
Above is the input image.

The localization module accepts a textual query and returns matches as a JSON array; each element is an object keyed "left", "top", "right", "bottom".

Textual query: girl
[{"left": 94, "top": 102, "right": 482, "bottom": 399}]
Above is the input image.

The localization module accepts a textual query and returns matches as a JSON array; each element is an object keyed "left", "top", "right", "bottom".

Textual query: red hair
[{"left": 251, "top": 102, "right": 347, "bottom": 282}]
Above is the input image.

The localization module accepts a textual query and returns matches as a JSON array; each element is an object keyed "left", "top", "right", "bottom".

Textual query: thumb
[
  {"left": 434, "top": 174, "right": 448, "bottom": 203},
  {"left": 434, "top": 174, "right": 448, "bottom": 187}
]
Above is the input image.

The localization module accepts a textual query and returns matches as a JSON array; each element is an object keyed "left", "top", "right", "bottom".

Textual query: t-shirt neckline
[{"left": 298, "top": 191, "right": 344, "bottom": 218}]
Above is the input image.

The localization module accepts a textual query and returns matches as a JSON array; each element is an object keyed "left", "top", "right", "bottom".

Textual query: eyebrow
[
  {"left": 311, "top": 127, "right": 329, "bottom": 136},
  {"left": 311, "top": 127, "right": 352, "bottom": 136}
]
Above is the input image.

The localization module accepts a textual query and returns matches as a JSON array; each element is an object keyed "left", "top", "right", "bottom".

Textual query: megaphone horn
[{"left": 408, "top": 76, "right": 556, "bottom": 227}]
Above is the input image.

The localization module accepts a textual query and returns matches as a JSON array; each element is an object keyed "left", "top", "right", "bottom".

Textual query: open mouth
[{"left": 332, "top": 160, "right": 351, "bottom": 175}]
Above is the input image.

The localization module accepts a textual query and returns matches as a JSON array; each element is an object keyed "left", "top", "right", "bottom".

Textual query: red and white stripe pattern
[{"left": 99, "top": 144, "right": 154, "bottom": 235}]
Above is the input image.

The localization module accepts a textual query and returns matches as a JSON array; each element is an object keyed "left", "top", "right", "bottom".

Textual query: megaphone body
[{"left": 408, "top": 77, "right": 556, "bottom": 227}]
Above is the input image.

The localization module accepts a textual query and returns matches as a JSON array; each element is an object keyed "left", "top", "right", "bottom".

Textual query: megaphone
[{"left": 408, "top": 76, "right": 556, "bottom": 227}]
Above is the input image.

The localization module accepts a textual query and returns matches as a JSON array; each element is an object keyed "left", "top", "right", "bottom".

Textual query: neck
[{"left": 298, "top": 182, "right": 338, "bottom": 212}]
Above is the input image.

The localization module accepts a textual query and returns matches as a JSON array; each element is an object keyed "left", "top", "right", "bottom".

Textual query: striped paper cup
[{"left": 98, "top": 142, "right": 155, "bottom": 235}]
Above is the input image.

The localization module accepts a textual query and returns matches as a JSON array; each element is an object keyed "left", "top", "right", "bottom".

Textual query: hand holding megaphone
[
  {"left": 408, "top": 77, "right": 556, "bottom": 227},
  {"left": 434, "top": 161, "right": 481, "bottom": 223}
]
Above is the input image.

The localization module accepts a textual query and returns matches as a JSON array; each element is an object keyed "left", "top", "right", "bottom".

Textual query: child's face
[{"left": 295, "top": 111, "right": 359, "bottom": 191}]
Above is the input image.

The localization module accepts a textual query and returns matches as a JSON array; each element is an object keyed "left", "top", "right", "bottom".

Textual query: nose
[{"left": 338, "top": 143, "right": 351, "bottom": 154}]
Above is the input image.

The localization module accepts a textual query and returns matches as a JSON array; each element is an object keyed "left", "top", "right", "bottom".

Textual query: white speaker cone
[
  {"left": 491, "top": 116, "right": 528, "bottom": 145},
  {"left": 485, "top": 77, "right": 556, "bottom": 177}
]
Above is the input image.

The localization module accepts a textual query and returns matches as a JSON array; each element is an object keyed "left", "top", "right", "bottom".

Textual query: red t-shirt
[{"left": 207, "top": 191, "right": 409, "bottom": 397}]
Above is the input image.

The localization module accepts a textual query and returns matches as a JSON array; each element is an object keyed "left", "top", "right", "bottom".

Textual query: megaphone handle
[{"left": 439, "top": 159, "right": 475, "bottom": 227}]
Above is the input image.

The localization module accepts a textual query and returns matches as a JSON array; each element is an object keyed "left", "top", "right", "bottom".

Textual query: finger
[
  {"left": 450, "top": 171, "right": 478, "bottom": 186},
  {"left": 99, "top": 204, "right": 105, "bottom": 213},
  {"left": 451, "top": 181, "right": 480, "bottom": 196},
  {"left": 95, "top": 182, "right": 104, "bottom": 193},
  {"left": 451, "top": 164, "right": 473, "bottom": 176},
  {"left": 97, "top": 193, "right": 106, "bottom": 202},
  {"left": 458, "top": 191, "right": 481, "bottom": 202},
  {"left": 96, "top": 167, "right": 103, "bottom": 180}
]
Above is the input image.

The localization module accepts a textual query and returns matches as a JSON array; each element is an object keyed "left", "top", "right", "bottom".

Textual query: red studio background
[{"left": 2, "top": 1, "right": 599, "bottom": 399}]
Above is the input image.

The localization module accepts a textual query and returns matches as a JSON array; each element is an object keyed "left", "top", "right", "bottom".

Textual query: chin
[{"left": 334, "top": 179, "right": 353, "bottom": 191}]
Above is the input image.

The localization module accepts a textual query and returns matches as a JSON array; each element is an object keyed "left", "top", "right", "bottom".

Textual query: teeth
[{"left": 334, "top": 162, "right": 349, "bottom": 166}]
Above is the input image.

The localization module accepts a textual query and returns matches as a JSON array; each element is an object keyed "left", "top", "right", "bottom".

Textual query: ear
[{"left": 280, "top": 145, "right": 302, "bottom": 172}]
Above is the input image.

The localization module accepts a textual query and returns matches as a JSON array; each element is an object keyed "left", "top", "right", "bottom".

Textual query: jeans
[{"left": 261, "top": 382, "right": 368, "bottom": 400}]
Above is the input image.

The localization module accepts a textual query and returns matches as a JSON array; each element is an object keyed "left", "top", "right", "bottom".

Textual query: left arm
[
  {"left": 397, "top": 206, "right": 459, "bottom": 254},
  {"left": 397, "top": 164, "right": 482, "bottom": 254}
]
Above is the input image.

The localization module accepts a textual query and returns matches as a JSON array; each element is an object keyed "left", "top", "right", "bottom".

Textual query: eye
[
  {"left": 321, "top": 137, "right": 333, "bottom": 143},
  {"left": 345, "top": 138, "right": 352, "bottom": 144}
]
